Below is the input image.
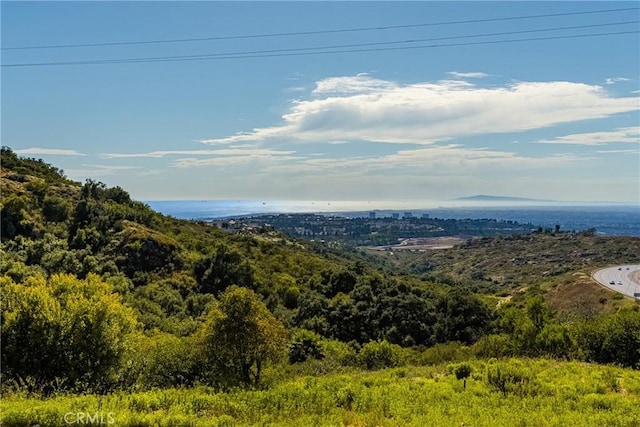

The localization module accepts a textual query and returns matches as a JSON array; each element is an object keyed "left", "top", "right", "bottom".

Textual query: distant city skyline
[{"left": 3, "top": 2, "right": 639, "bottom": 203}]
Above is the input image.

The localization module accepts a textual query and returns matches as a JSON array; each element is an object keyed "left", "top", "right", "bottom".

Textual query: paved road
[{"left": 593, "top": 264, "right": 640, "bottom": 299}]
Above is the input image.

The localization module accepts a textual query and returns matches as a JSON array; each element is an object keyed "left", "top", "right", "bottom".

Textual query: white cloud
[
  {"left": 285, "top": 86, "right": 307, "bottom": 93},
  {"left": 200, "top": 75, "right": 639, "bottom": 146},
  {"left": 170, "top": 148, "right": 298, "bottom": 168},
  {"left": 311, "top": 74, "right": 397, "bottom": 95},
  {"left": 595, "top": 149, "right": 640, "bottom": 154},
  {"left": 102, "top": 149, "right": 224, "bottom": 158},
  {"left": 14, "top": 147, "right": 86, "bottom": 156},
  {"left": 447, "top": 71, "right": 489, "bottom": 78},
  {"left": 537, "top": 127, "right": 640, "bottom": 145},
  {"left": 265, "top": 145, "right": 584, "bottom": 177},
  {"left": 65, "top": 164, "right": 140, "bottom": 179},
  {"left": 605, "top": 77, "right": 631, "bottom": 85},
  {"left": 102, "top": 148, "right": 296, "bottom": 158},
  {"left": 200, "top": 126, "right": 289, "bottom": 145}
]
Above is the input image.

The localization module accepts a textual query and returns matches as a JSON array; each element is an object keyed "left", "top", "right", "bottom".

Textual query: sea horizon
[{"left": 145, "top": 199, "right": 640, "bottom": 237}]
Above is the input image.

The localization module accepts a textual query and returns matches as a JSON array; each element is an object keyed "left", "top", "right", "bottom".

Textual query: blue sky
[{"left": 2, "top": 1, "right": 639, "bottom": 204}]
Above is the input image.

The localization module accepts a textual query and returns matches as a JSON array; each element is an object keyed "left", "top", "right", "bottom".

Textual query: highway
[{"left": 592, "top": 264, "right": 640, "bottom": 299}]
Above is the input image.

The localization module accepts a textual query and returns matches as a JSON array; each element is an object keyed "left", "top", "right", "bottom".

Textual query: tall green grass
[{"left": 3, "top": 359, "right": 640, "bottom": 427}]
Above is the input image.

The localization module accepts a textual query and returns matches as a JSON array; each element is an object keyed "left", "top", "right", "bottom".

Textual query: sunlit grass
[{"left": 3, "top": 358, "right": 640, "bottom": 427}]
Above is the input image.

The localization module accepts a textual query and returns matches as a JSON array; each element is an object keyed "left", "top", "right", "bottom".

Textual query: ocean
[{"left": 145, "top": 200, "right": 640, "bottom": 237}]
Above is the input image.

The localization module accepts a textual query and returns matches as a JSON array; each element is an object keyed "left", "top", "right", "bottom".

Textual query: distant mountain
[{"left": 454, "top": 195, "right": 554, "bottom": 203}]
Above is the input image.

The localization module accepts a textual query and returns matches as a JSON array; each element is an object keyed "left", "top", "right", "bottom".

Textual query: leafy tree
[
  {"left": 450, "top": 362, "right": 473, "bottom": 388},
  {"left": 1, "top": 273, "right": 137, "bottom": 394},
  {"left": 294, "top": 291, "right": 330, "bottom": 335},
  {"left": 525, "top": 295, "right": 553, "bottom": 333},
  {"left": 536, "top": 322, "right": 574, "bottom": 359},
  {"left": 113, "top": 224, "right": 183, "bottom": 277},
  {"left": 1, "top": 195, "right": 36, "bottom": 239},
  {"left": 25, "top": 180, "right": 48, "bottom": 207},
  {"left": 198, "top": 286, "right": 286, "bottom": 387},
  {"left": 194, "top": 244, "right": 253, "bottom": 295},
  {"left": 434, "top": 289, "right": 492, "bottom": 345},
  {"left": 288, "top": 329, "right": 325, "bottom": 364},
  {"left": 42, "top": 195, "right": 70, "bottom": 223},
  {"left": 574, "top": 309, "right": 640, "bottom": 368},
  {"left": 378, "top": 288, "right": 436, "bottom": 346},
  {"left": 321, "top": 268, "right": 358, "bottom": 297}
]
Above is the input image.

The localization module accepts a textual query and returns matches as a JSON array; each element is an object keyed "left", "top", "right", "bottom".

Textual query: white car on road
[{"left": 593, "top": 265, "right": 640, "bottom": 299}]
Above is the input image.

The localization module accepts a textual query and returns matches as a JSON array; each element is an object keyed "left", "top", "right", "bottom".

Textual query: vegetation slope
[{"left": 1, "top": 147, "right": 639, "bottom": 426}]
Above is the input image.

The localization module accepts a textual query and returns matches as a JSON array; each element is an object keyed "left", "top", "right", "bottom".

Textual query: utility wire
[
  {"left": 5, "top": 20, "right": 632, "bottom": 66},
  {"left": 4, "top": 30, "right": 637, "bottom": 68},
  {"left": 3, "top": 6, "right": 638, "bottom": 50}
]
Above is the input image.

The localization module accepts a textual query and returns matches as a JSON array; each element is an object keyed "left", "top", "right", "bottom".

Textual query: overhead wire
[
  {"left": 98, "top": 31, "right": 640, "bottom": 64},
  {"left": 3, "top": 22, "right": 638, "bottom": 68},
  {"left": 2, "top": 6, "right": 638, "bottom": 50}
]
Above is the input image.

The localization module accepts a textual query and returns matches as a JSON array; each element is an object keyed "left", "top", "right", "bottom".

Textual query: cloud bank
[
  {"left": 201, "top": 75, "right": 639, "bottom": 146},
  {"left": 14, "top": 147, "right": 86, "bottom": 156},
  {"left": 537, "top": 127, "right": 640, "bottom": 145}
]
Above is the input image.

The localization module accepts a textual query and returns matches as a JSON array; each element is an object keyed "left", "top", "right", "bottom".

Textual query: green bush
[
  {"left": 451, "top": 362, "right": 473, "bottom": 380},
  {"left": 288, "top": 329, "right": 325, "bottom": 364},
  {"left": 123, "top": 333, "right": 204, "bottom": 389},
  {"left": 1, "top": 273, "right": 138, "bottom": 394},
  {"left": 356, "top": 340, "right": 403, "bottom": 370},
  {"left": 322, "top": 338, "right": 358, "bottom": 367},
  {"left": 420, "top": 341, "right": 473, "bottom": 365},
  {"left": 42, "top": 195, "right": 70, "bottom": 223},
  {"left": 486, "top": 361, "right": 538, "bottom": 397},
  {"left": 472, "top": 334, "right": 513, "bottom": 358}
]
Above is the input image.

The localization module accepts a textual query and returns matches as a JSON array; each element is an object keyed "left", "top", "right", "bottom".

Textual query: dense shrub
[
  {"left": 1, "top": 273, "right": 137, "bottom": 394},
  {"left": 42, "top": 195, "right": 70, "bottom": 222},
  {"left": 122, "top": 333, "right": 204, "bottom": 389},
  {"left": 356, "top": 340, "right": 403, "bottom": 370},
  {"left": 574, "top": 309, "right": 640, "bottom": 368},
  {"left": 486, "top": 361, "right": 538, "bottom": 397},
  {"left": 288, "top": 329, "right": 325, "bottom": 364}
]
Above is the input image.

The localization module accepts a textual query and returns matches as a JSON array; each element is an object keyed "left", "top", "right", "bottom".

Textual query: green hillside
[{"left": 1, "top": 146, "right": 639, "bottom": 426}]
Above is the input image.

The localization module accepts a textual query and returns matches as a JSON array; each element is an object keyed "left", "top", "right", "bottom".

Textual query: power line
[
  {"left": 3, "top": 6, "right": 638, "bottom": 50},
  {"left": 4, "top": 30, "right": 637, "bottom": 68},
  {"left": 7, "top": 20, "right": 632, "bottom": 65}
]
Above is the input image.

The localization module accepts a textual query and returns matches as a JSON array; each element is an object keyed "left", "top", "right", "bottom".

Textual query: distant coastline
[{"left": 145, "top": 200, "right": 640, "bottom": 237}]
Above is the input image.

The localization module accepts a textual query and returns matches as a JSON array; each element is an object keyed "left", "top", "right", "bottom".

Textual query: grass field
[{"left": 3, "top": 358, "right": 640, "bottom": 427}]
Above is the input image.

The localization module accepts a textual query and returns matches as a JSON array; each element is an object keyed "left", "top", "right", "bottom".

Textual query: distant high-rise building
[
  {"left": 403, "top": 212, "right": 413, "bottom": 219},
  {"left": 421, "top": 213, "right": 430, "bottom": 219},
  {"left": 369, "top": 211, "right": 376, "bottom": 219},
  {"left": 392, "top": 213, "right": 400, "bottom": 220}
]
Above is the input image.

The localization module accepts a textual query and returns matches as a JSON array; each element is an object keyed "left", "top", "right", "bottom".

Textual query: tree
[
  {"left": 1, "top": 195, "right": 36, "bottom": 239},
  {"left": 574, "top": 309, "right": 640, "bottom": 368},
  {"left": 450, "top": 362, "right": 473, "bottom": 389},
  {"left": 288, "top": 329, "right": 325, "bottom": 364},
  {"left": 194, "top": 244, "right": 253, "bottom": 295},
  {"left": 434, "top": 289, "right": 492, "bottom": 345},
  {"left": 1, "top": 273, "right": 137, "bottom": 394},
  {"left": 42, "top": 195, "right": 70, "bottom": 223},
  {"left": 198, "top": 286, "right": 286, "bottom": 387}
]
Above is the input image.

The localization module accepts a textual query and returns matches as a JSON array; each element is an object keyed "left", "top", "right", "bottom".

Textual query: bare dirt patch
[{"left": 371, "top": 236, "right": 466, "bottom": 251}]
